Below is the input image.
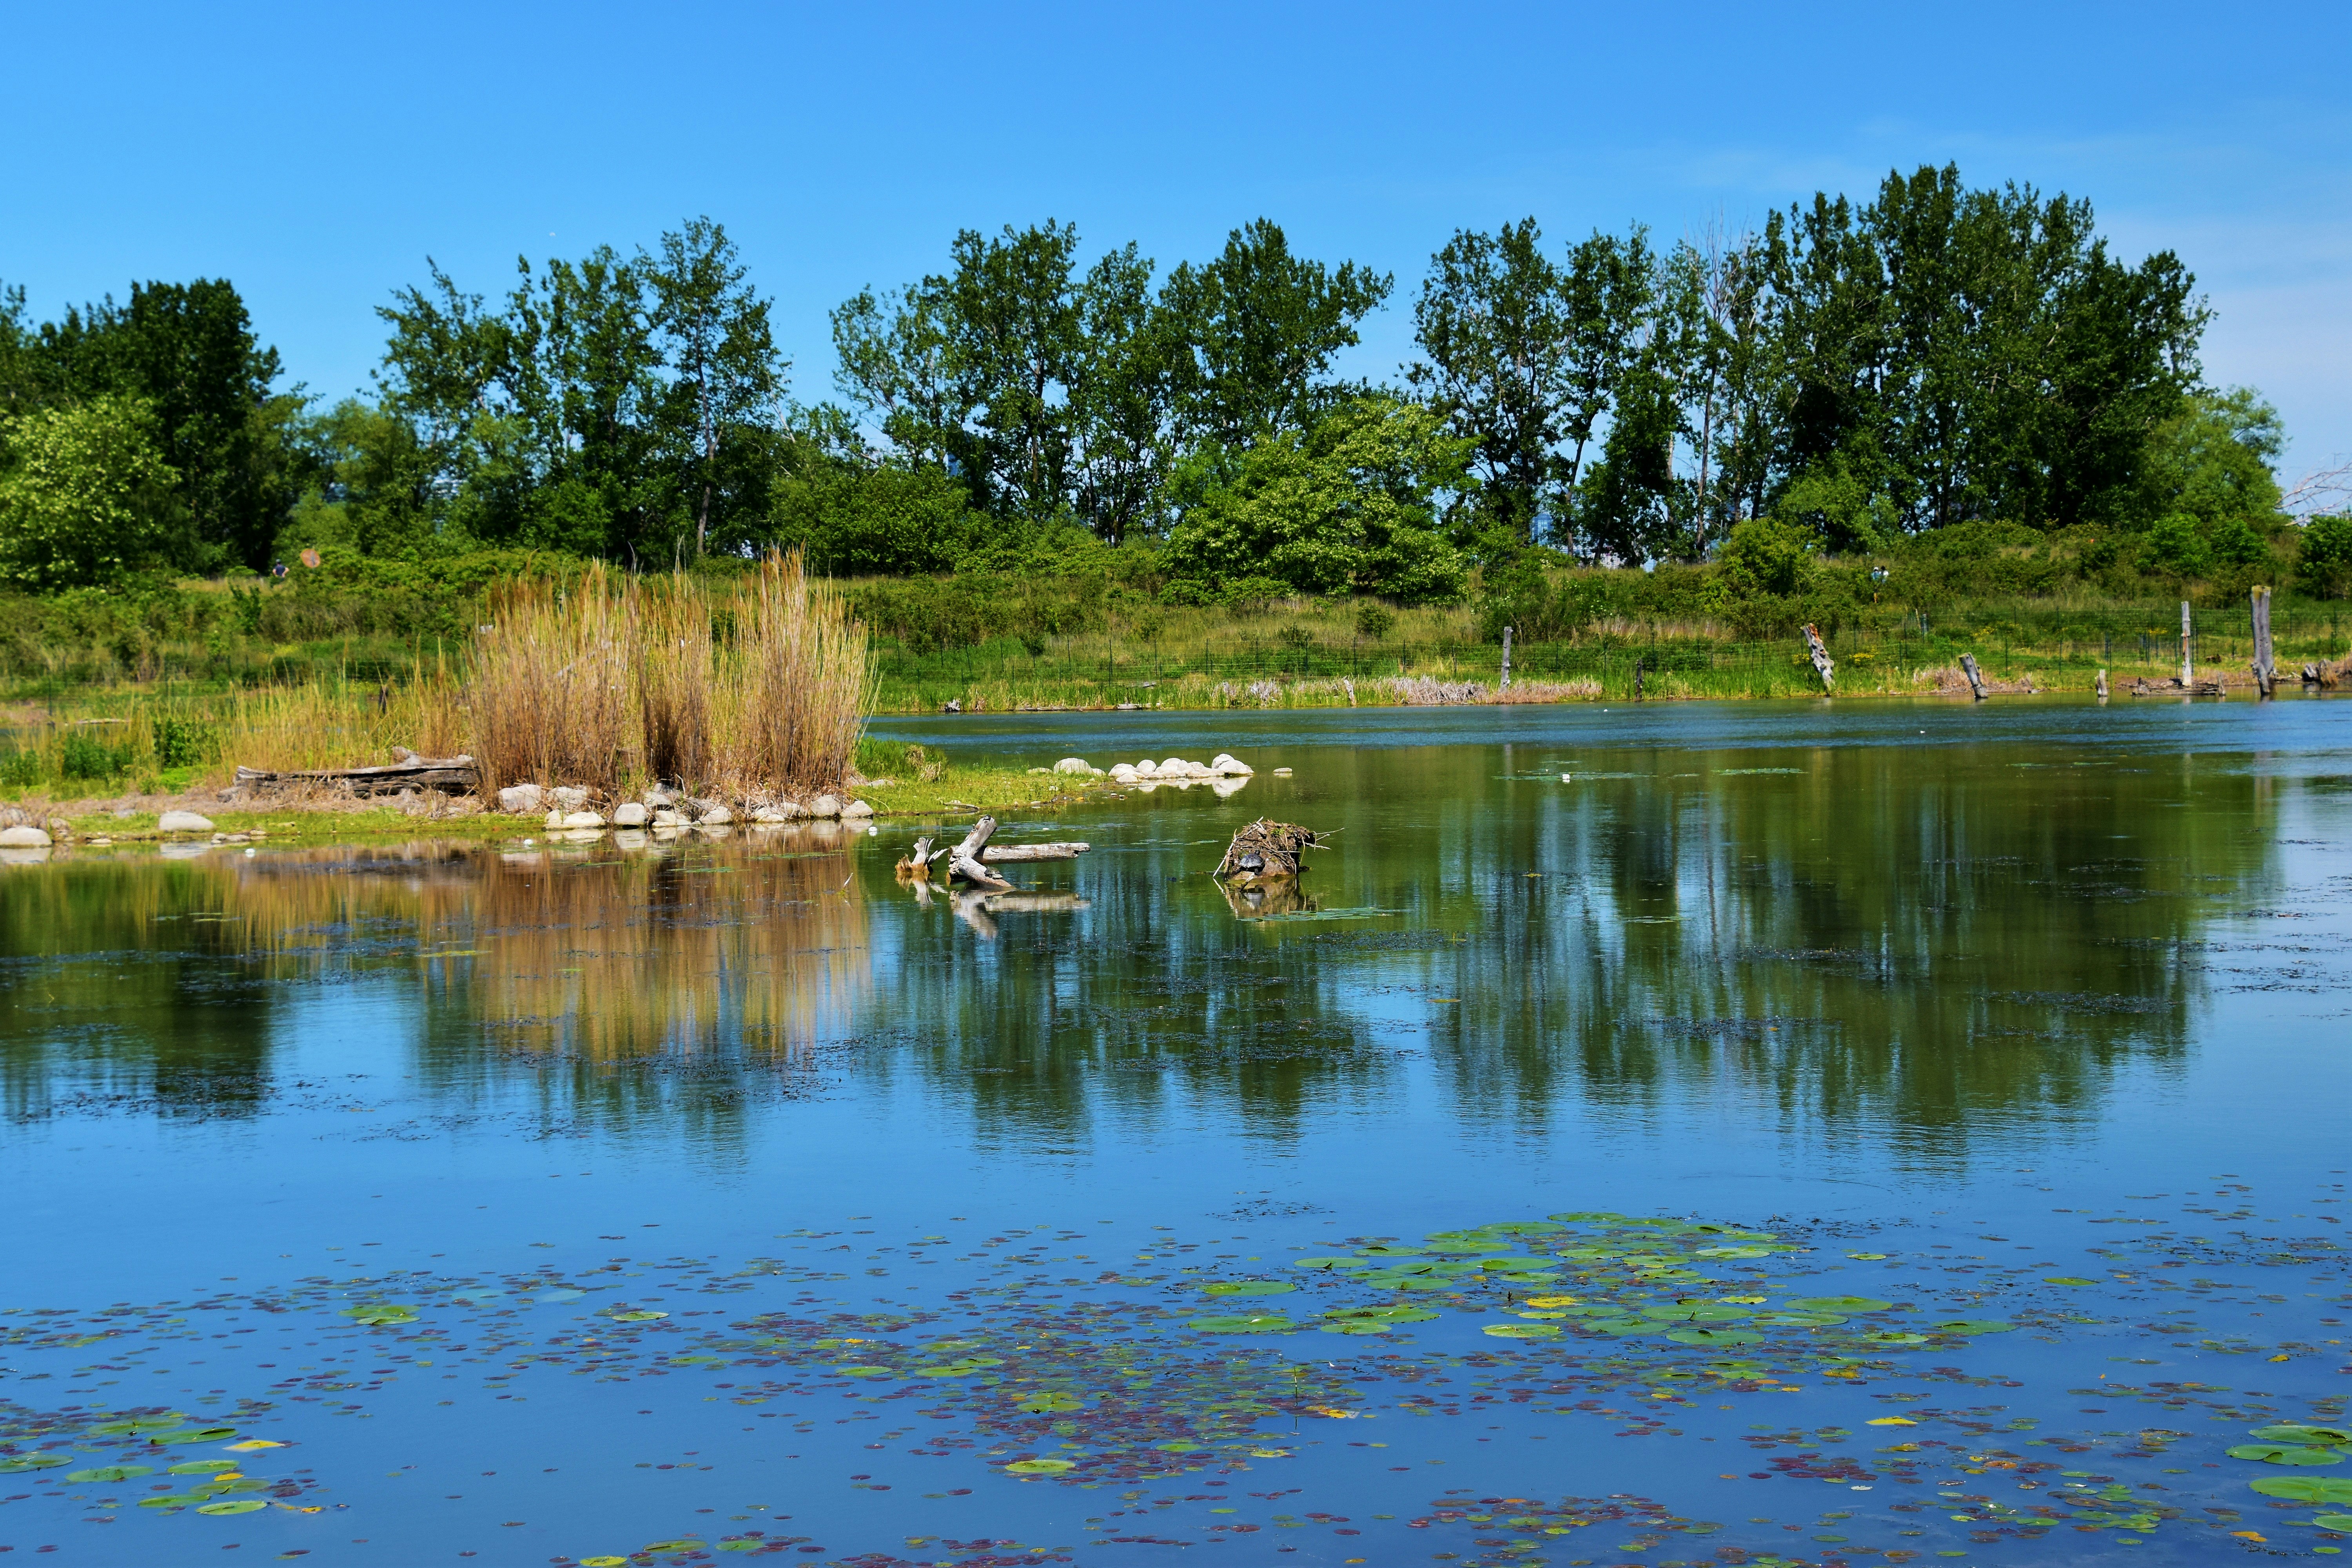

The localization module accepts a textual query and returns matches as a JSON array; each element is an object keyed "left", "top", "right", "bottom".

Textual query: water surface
[{"left": 4, "top": 698, "right": 2349, "bottom": 1566}]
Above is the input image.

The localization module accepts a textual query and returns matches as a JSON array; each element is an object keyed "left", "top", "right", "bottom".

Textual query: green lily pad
[
  {"left": 607, "top": 1310, "right": 668, "bottom": 1322},
  {"left": 837, "top": 1365, "right": 895, "bottom": 1378},
  {"left": 1640, "top": 1304, "right": 1754, "bottom": 1322},
  {"left": 66, "top": 1465, "right": 153, "bottom": 1483},
  {"left": 195, "top": 1499, "right": 267, "bottom": 1515},
  {"left": 1753, "top": 1310, "right": 1848, "bottom": 1327},
  {"left": 91, "top": 1414, "right": 187, "bottom": 1436},
  {"left": 912, "top": 1357, "right": 1002, "bottom": 1376},
  {"left": 1154, "top": 1441, "right": 1203, "bottom": 1452},
  {"left": 1356, "top": 1246, "right": 1432, "bottom": 1258},
  {"left": 2313, "top": 1512, "right": 2352, "bottom": 1530},
  {"left": 1475, "top": 1221, "right": 1567, "bottom": 1235},
  {"left": 1481, "top": 1257, "right": 1557, "bottom": 1274},
  {"left": 1327, "top": 1305, "right": 1439, "bottom": 1323},
  {"left": 1483, "top": 1323, "right": 1562, "bottom": 1339},
  {"left": 1588, "top": 1317, "right": 1671, "bottom": 1335},
  {"left": 1004, "top": 1458, "right": 1076, "bottom": 1475},
  {"left": 138, "top": 1494, "right": 203, "bottom": 1510},
  {"left": 340, "top": 1305, "right": 417, "bottom": 1325},
  {"left": 169, "top": 1459, "right": 241, "bottom": 1475},
  {"left": 1549, "top": 1210, "right": 1628, "bottom": 1223},
  {"left": 1321, "top": 1320, "right": 1396, "bottom": 1335},
  {"left": 642, "top": 1541, "right": 706, "bottom": 1554},
  {"left": 0, "top": 1454, "right": 70, "bottom": 1472},
  {"left": 1785, "top": 1296, "right": 1893, "bottom": 1312},
  {"left": 1359, "top": 1274, "right": 1451, "bottom": 1291},
  {"left": 1934, "top": 1320, "right": 2014, "bottom": 1335},
  {"left": 1202, "top": 1280, "right": 1294, "bottom": 1296},
  {"left": 1856, "top": 1331, "right": 1930, "bottom": 1347},
  {"left": 2230, "top": 1443, "right": 2347, "bottom": 1466},
  {"left": 150, "top": 1426, "right": 239, "bottom": 1446},
  {"left": 2043, "top": 1276, "right": 2099, "bottom": 1287},
  {"left": 2253, "top": 1425, "right": 2352, "bottom": 1446},
  {"left": 1291, "top": 1256, "right": 1361, "bottom": 1270},
  {"left": 1693, "top": 1246, "right": 1776, "bottom": 1259},
  {"left": 1419, "top": 1241, "right": 1507, "bottom": 1256},
  {"left": 1013, "top": 1392, "right": 1084, "bottom": 1414},
  {"left": 1668, "top": 1327, "right": 1766, "bottom": 1347},
  {"left": 2253, "top": 1477, "right": 2352, "bottom": 1503},
  {"left": 1189, "top": 1314, "right": 1294, "bottom": 1334}
]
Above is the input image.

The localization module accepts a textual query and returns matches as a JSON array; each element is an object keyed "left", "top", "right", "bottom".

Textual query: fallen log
[
  {"left": 1959, "top": 654, "right": 1988, "bottom": 701},
  {"left": 234, "top": 752, "right": 478, "bottom": 797},
  {"left": 979, "top": 842, "right": 1089, "bottom": 862},
  {"left": 946, "top": 816, "right": 1014, "bottom": 889},
  {"left": 1802, "top": 623, "right": 1835, "bottom": 691}
]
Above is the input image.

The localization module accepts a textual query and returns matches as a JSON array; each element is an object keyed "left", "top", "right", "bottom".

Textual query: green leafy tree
[
  {"left": 0, "top": 395, "right": 180, "bottom": 587},
  {"left": 1716, "top": 514, "right": 1816, "bottom": 598},
  {"left": 2138, "top": 511, "right": 2209, "bottom": 580},
  {"left": 2297, "top": 514, "right": 2352, "bottom": 598},
  {"left": 1163, "top": 397, "right": 1470, "bottom": 601},
  {"left": 2136, "top": 387, "right": 2284, "bottom": 528},
  {"left": 648, "top": 218, "right": 785, "bottom": 557}
]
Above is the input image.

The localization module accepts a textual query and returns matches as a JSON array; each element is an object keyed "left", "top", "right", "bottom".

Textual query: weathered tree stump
[
  {"left": 1960, "top": 655, "right": 1988, "bottom": 701},
  {"left": 1802, "top": 624, "right": 1835, "bottom": 691}
]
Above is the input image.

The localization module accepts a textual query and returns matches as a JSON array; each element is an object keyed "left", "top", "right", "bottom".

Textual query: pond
[{"left": 4, "top": 697, "right": 2349, "bottom": 1567}]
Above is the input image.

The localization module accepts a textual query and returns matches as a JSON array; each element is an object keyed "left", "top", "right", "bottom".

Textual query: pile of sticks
[{"left": 1214, "top": 819, "right": 1322, "bottom": 884}]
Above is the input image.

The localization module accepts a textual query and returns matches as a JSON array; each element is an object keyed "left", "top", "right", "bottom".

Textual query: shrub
[{"left": 2298, "top": 515, "right": 2352, "bottom": 599}]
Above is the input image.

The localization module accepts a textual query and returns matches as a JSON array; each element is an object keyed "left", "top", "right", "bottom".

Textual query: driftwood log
[
  {"left": 1802, "top": 623, "right": 1835, "bottom": 691},
  {"left": 234, "top": 750, "right": 478, "bottom": 797},
  {"left": 1959, "top": 654, "right": 1988, "bottom": 701},
  {"left": 899, "top": 825, "right": 1090, "bottom": 882}
]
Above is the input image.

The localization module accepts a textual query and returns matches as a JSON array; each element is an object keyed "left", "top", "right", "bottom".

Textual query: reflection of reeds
[
  {"left": 718, "top": 551, "right": 871, "bottom": 793},
  {"left": 470, "top": 566, "right": 632, "bottom": 796}
]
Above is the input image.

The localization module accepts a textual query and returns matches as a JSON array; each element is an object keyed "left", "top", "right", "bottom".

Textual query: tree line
[{"left": 2, "top": 162, "right": 2324, "bottom": 603}]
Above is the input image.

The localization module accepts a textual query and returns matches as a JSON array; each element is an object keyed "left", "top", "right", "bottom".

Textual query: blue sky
[{"left": 6, "top": 0, "right": 2346, "bottom": 485}]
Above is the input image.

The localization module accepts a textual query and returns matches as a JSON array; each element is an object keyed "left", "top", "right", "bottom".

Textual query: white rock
[
  {"left": 1160, "top": 757, "right": 1188, "bottom": 774},
  {"left": 612, "top": 802, "right": 649, "bottom": 827},
  {"left": 1133, "top": 760, "right": 1159, "bottom": 777},
  {"left": 1213, "top": 757, "right": 1253, "bottom": 776},
  {"left": 1271, "top": 767, "right": 1293, "bottom": 776},
  {"left": 1053, "top": 757, "right": 1091, "bottom": 774},
  {"left": 841, "top": 799, "right": 874, "bottom": 819},
  {"left": 561, "top": 811, "right": 605, "bottom": 829},
  {"left": 157, "top": 810, "right": 214, "bottom": 833},
  {"left": 0, "top": 825, "right": 51, "bottom": 848},
  {"left": 697, "top": 803, "right": 734, "bottom": 825},
  {"left": 497, "top": 783, "right": 546, "bottom": 814},
  {"left": 750, "top": 807, "right": 794, "bottom": 824},
  {"left": 545, "top": 809, "right": 566, "bottom": 829},
  {"left": 548, "top": 786, "right": 590, "bottom": 811},
  {"left": 653, "top": 809, "right": 688, "bottom": 828},
  {"left": 809, "top": 794, "right": 842, "bottom": 819},
  {"left": 1184, "top": 761, "right": 1216, "bottom": 778}
]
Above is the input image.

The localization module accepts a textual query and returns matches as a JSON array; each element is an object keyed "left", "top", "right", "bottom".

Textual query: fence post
[
  {"left": 2180, "top": 600, "right": 2193, "bottom": 687},
  {"left": 2251, "top": 586, "right": 2275, "bottom": 698},
  {"left": 1500, "top": 626, "right": 1512, "bottom": 692}
]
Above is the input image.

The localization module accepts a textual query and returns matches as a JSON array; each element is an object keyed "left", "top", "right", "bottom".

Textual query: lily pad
[
  {"left": 642, "top": 1542, "right": 706, "bottom": 1554},
  {"left": 1321, "top": 1320, "right": 1396, "bottom": 1334},
  {"left": 1154, "top": 1441, "right": 1203, "bottom": 1452},
  {"left": 1640, "top": 1303, "right": 1753, "bottom": 1322},
  {"left": 2314, "top": 1512, "right": 2352, "bottom": 1530},
  {"left": 1933, "top": 1320, "right": 2014, "bottom": 1335},
  {"left": 1753, "top": 1310, "right": 1848, "bottom": 1327},
  {"left": 1355, "top": 1246, "right": 1432, "bottom": 1258},
  {"left": 1587, "top": 1317, "right": 1671, "bottom": 1335},
  {"left": 2230, "top": 1443, "right": 2347, "bottom": 1466},
  {"left": 1693, "top": 1246, "right": 1777, "bottom": 1259},
  {"left": 1668, "top": 1327, "right": 1766, "bottom": 1347},
  {"left": 1785, "top": 1296, "right": 1893, "bottom": 1312},
  {"left": 340, "top": 1305, "right": 417, "bottom": 1325},
  {"left": 150, "top": 1426, "right": 239, "bottom": 1446},
  {"left": 195, "top": 1499, "right": 267, "bottom": 1515},
  {"left": 2043, "top": 1276, "right": 2100, "bottom": 1287},
  {"left": 1189, "top": 1314, "right": 1294, "bottom": 1334},
  {"left": 2253, "top": 1477, "right": 2352, "bottom": 1503},
  {"left": 2252, "top": 1425, "right": 2352, "bottom": 1446},
  {"left": 1549, "top": 1210, "right": 1628, "bottom": 1223},
  {"left": 1483, "top": 1323, "right": 1562, "bottom": 1339},
  {"left": 0, "top": 1454, "right": 69, "bottom": 1472},
  {"left": 1201, "top": 1281, "right": 1294, "bottom": 1296},
  {"left": 169, "top": 1459, "right": 241, "bottom": 1475},
  {"left": 1326, "top": 1305, "right": 1439, "bottom": 1323},
  {"left": 66, "top": 1465, "right": 153, "bottom": 1483},
  {"left": 1855, "top": 1331, "right": 1930, "bottom": 1347},
  {"left": 912, "top": 1357, "right": 1002, "bottom": 1376},
  {"left": 1004, "top": 1458, "right": 1076, "bottom": 1475},
  {"left": 138, "top": 1494, "right": 203, "bottom": 1509},
  {"left": 91, "top": 1414, "right": 187, "bottom": 1436},
  {"left": 1481, "top": 1257, "right": 1558, "bottom": 1274},
  {"left": 1013, "top": 1391, "right": 1085, "bottom": 1414},
  {"left": 606, "top": 1309, "right": 668, "bottom": 1322},
  {"left": 837, "top": 1366, "right": 896, "bottom": 1378},
  {"left": 1475, "top": 1221, "right": 1567, "bottom": 1235},
  {"left": 1291, "top": 1256, "right": 1361, "bottom": 1270}
]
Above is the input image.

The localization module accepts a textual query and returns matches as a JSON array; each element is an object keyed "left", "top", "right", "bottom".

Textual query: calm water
[{"left": 3, "top": 698, "right": 2349, "bottom": 1568}]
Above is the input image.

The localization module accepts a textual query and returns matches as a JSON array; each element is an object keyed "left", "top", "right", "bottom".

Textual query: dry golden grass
[
  {"left": 469, "top": 565, "right": 632, "bottom": 796},
  {"left": 633, "top": 575, "right": 715, "bottom": 793},
  {"left": 716, "top": 551, "right": 871, "bottom": 794}
]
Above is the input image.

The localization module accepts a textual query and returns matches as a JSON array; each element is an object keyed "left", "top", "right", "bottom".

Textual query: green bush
[
  {"left": 2299, "top": 515, "right": 2352, "bottom": 599},
  {"left": 60, "top": 728, "right": 136, "bottom": 779}
]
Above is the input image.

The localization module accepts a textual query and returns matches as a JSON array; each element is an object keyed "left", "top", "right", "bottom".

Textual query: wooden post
[
  {"left": 2180, "top": 600, "right": 2193, "bottom": 687},
  {"left": 1960, "top": 653, "right": 1988, "bottom": 701},
  {"left": 1632, "top": 653, "right": 1644, "bottom": 701},
  {"left": 2251, "top": 585, "right": 2275, "bottom": 699},
  {"left": 2095, "top": 669, "right": 2109, "bottom": 702},
  {"left": 946, "top": 816, "right": 1013, "bottom": 889},
  {"left": 1499, "top": 625, "right": 1512, "bottom": 692},
  {"left": 1802, "top": 623, "right": 1835, "bottom": 691}
]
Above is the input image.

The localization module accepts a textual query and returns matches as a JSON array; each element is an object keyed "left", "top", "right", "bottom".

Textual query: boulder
[
  {"left": 808, "top": 794, "right": 842, "bottom": 819},
  {"left": 1184, "top": 761, "right": 1216, "bottom": 778},
  {"left": 497, "top": 783, "right": 546, "bottom": 814},
  {"left": 643, "top": 787, "right": 677, "bottom": 807},
  {"left": 1160, "top": 757, "right": 1189, "bottom": 775},
  {"left": 653, "top": 809, "right": 688, "bottom": 828},
  {"left": 1133, "top": 759, "right": 1159, "bottom": 777},
  {"left": 1053, "top": 757, "right": 1091, "bottom": 775},
  {"left": 612, "top": 802, "right": 649, "bottom": 827},
  {"left": 545, "top": 809, "right": 566, "bottom": 829},
  {"left": 698, "top": 803, "right": 734, "bottom": 826},
  {"left": 548, "top": 786, "right": 590, "bottom": 811},
  {"left": 561, "top": 811, "right": 605, "bottom": 829},
  {"left": 840, "top": 799, "right": 874, "bottom": 819},
  {"left": 750, "top": 806, "right": 795, "bottom": 824},
  {"left": 0, "top": 825, "right": 52, "bottom": 848},
  {"left": 158, "top": 810, "right": 214, "bottom": 833}
]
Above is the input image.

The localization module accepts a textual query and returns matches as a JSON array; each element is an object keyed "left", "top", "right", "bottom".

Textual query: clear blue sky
[{"left": 6, "top": 0, "right": 2346, "bottom": 484}]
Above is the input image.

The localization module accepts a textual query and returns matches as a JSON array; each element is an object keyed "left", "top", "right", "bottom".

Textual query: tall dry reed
[
  {"left": 632, "top": 576, "right": 715, "bottom": 792},
  {"left": 469, "top": 565, "right": 632, "bottom": 795},
  {"left": 223, "top": 659, "right": 465, "bottom": 773},
  {"left": 716, "top": 550, "right": 870, "bottom": 794}
]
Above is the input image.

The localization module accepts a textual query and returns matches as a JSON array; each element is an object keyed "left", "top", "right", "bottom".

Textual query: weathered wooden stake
[
  {"left": 2251, "top": 585, "right": 2275, "bottom": 699},
  {"left": 1499, "top": 625, "right": 1512, "bottom": 692},
  {"left": 2095, "top": 668, "right": 2109, "bottom": 702},
  {"left": 1802, "top": 624, "right": 1835, "bottom": 691},
  {"left": 1632, "top": 654, "right": 1644, "bottom": 701},
  {"left": 1960, "top": 653, "right": 1989, "bottom": 701},
  {"left": 2180, "top": 600, "right": 2194, "bottom": 687}
]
